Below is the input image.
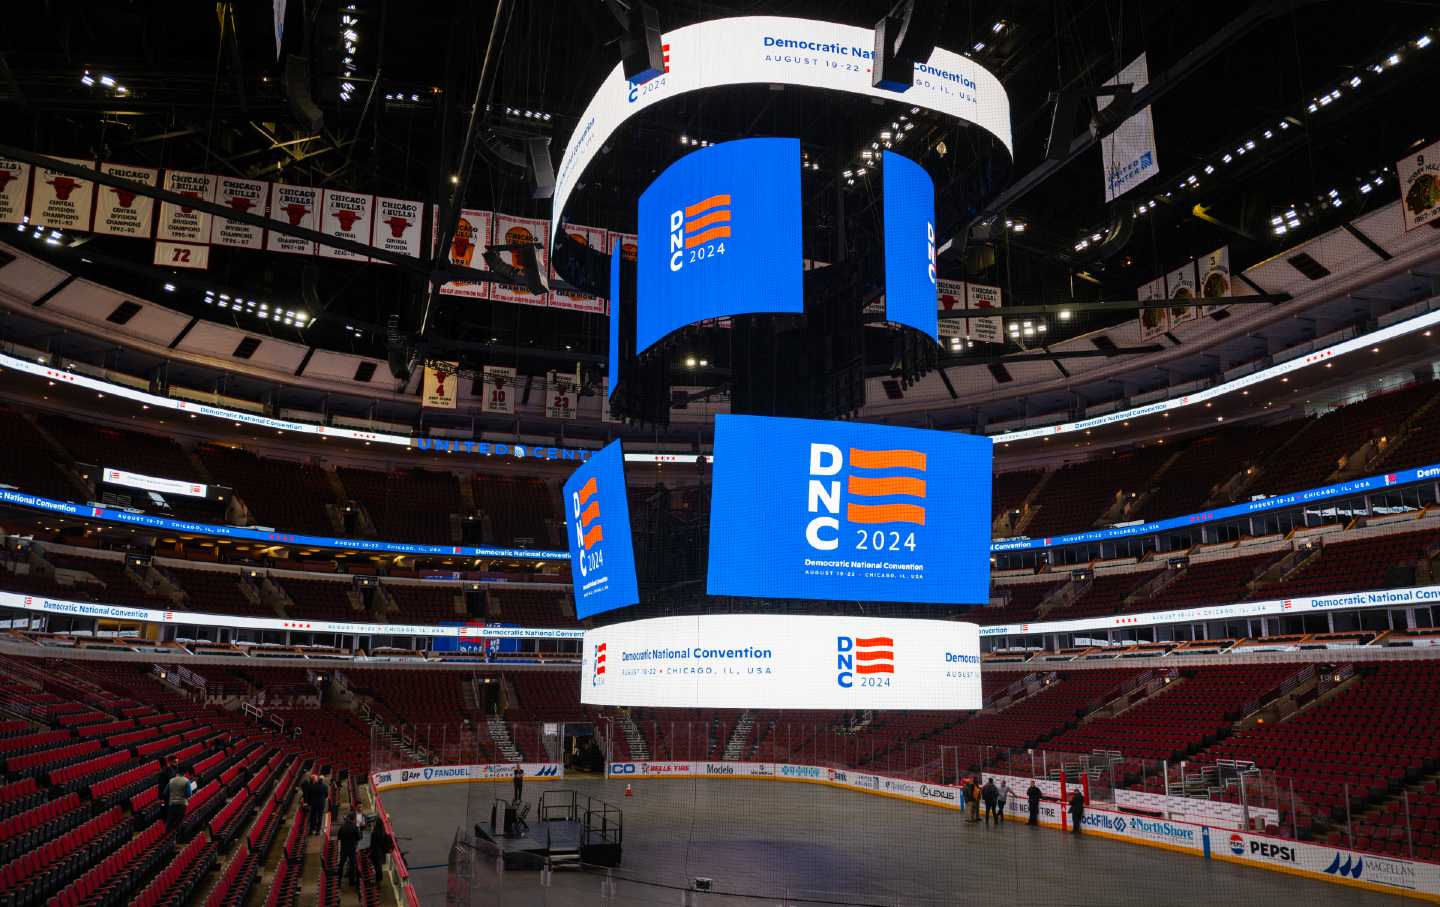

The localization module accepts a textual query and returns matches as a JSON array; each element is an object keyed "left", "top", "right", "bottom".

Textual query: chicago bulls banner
[
  {"left": 421, "top": 361, "right": 460, "bottom": 409},
  {"left": 156, "top": 170, "right": 216, "bottom": 244},
  {"left": 550, "top": 223, "right": 608, "bottom": 314},
  {"left": 937, "top": 279, "right": 965, "bottom": 343},
  {"left": 607, "top": 230, "right": 638, "bottom": 264},
  {"left": 0, "top": 159, "right": 30, "bottom": 224},
  {"left": 93, "top": 164, "right": 158, "bottom": 238},
  {"left": 319, "top": 189, "right": 372, "bottom": 261},
  {"left": 372, "top": 196, "right": 424, "bottom": 261},
  {"left": 212, "top": 176, "right": 269, "bottom": 249},
  {"left": 965, "top": 282, "right": 1004, "bottom": 344},
  {"left": 481, "top": 365, "right": 516, "bottom": 414},
  {"left": 490, "top": 213, "right": 550, "bottom": 306},
  {"left": 29, "top": 157, "right": 96, "bottom": 230},
  {"left": 545, "top": 370, "right": 578, "bottom": 420},
  {"left": 439, "top": 208, "right": 492, "bottom": 299},
  {"left": 266, "top": 183, "right": 320, "bottom": 255}
]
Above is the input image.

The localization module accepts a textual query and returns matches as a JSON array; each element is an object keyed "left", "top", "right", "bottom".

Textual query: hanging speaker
[
  {"left": 283, "top": 55, "right": 324, "bottom": 135},
  {"left": 526, "top": 136, "right": 555, "bottom": 199},
  {"left": 620, "top": 2, "right": 664, "bottom": 84}
]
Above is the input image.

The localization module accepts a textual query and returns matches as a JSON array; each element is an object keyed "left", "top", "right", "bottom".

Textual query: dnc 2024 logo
[
  {"left": 806, "top": 444, "right": 927, "bottom": 553},
  {"left": 836, "top": 634, "right": 895, "bottom": 689},
  {"left": 591, "top": 642, "right": 606, "bottom": 687},
  {"left": 667, "top": 193, "right": 729, "bottom": 272},
  {"left": 571, "top": 476, "right": 604, "bottom": 577}
]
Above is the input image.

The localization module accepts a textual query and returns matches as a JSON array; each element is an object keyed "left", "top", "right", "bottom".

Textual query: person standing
[
  {"left": 337, "top": 810, "right": 362, "bottom": 888},
  {"left": 981, "top": 778, "right": 999, "bottom": 827},
  {"left": 329, "top": 775, "right": 341, "bottom": 822},
  {"left": 368, "top": 819, "right": 394, "bottom": 882},
  {"left": 304, "top": 772, "right": 328, "bottom": 835},
  {"left": 958, "top": 778, "right": 968, "bottom": 814},
  {"left": 165, "top": 764, "right": 195, "bottom": 833},
  {"left": 968, "top": 779, "right": 982, "bottom": 823},
  {"left": 156, "top": 755, "right": 177, "bottom": 808},
  {"left": 512, "top": 764, "right": 525, "bottom": 804},
  {"left": 1069, "top": 788, "right": 1086, "bottom": 834},
  {"left": 997, "top": 780, "right": 1011, "bottom": 824},
  {"left": 1027, "top": 781, "right": 1042, "bottom": 826}
]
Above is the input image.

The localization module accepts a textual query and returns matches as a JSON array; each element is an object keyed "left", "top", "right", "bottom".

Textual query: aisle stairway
[
  {"left": 486, "top": 716, "right": 523, "bottom": 763},
  {"left": 617, "top": 715, "right": 651, "bottom": 761},
  {"left": 723, "top": 712, "right": 756, "bottom": 761}
]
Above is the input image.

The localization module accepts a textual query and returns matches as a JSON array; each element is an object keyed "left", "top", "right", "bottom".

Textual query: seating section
[
  {"left": 1022, "top": 446, "right": 1172, "bottom": 539},
  {"left": 1132, "top": 423, "right": 1296, "bottom": 520},
  {"left": 991, "top": 469, "right": 1044, "bottom": 522},
  {"left": 1045, "top": 664, "right": 1301, "bottom": 761},
  {"left": 337, "top": 466, "right": 460, "bottom": 544},
  {"left": 473, "top": 475, "right": 556, "bottom": 546},
  {"left": 272, "top": 578, "right": 360, "bottom": 622},
  {"left": 35, "top": 412, "right": 203, "bottom": 483},
  {"left": 196, "top": 445, "right": 340, "bottom": 536},
  {"left": 1252, "top": 383, "right": 1439, "bottom": 497},
  {"left": 1255, "top": 530, "right": 1438, "bottom": 601},
  {"left": 0, "top": 409, "right": 80, "bottom": 501},
  {"left": 1138, "top": 551, "right": 1284, "bottom": 612},
  {"left": 1191, "top": 663, "right": 1440, "bottom": 837},
  {"left": 490, "top": 587, "right": 576, "bottom": 627}
]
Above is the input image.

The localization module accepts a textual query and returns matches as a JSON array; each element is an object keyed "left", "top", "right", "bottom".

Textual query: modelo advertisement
[
  {"left": 371, "top": 763, "right": 563, "bottom": 791},
  {"left": 706, "top": 414, "right": 992, "bottom": 604},
  {"left": 563, "top": 440, "right": 641, "bottom": 619},
  {"left": 882, "top": 150, "right": 938, "bottom": 342},
  {"left": 581, "top": 614, "right": 981, "bottom": 710},
  {"left": 636, "top": 137, "right": 803, "bottom": 353}
]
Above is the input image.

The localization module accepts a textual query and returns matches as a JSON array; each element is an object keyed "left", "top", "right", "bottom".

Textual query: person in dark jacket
[
  {"left": 1069, "top": 789, "right": 1086, "bottom": 834},
  {"left": 156, "top": 755, "right": 177, "bottom": 807},
  {"left": 369, "top": 819, "right": 394, "bottom": 881},
  {"left": 329, "top": 775, "right": 341, "bottom": 821},
  {"left": 512, "top": 764, "right": 524, "bottom": 804},
  {"left": 1027, "top": 781, "right": 1042, "bottom": 825},
  {"left": 336, "top": 810, "right": 362, "bottom": 888},
  {"left": 304, "top": 773, "right": 328, "bottom": 834},
  {"left": 981, "top": 779, "right": 1000, "bottom": 826}
]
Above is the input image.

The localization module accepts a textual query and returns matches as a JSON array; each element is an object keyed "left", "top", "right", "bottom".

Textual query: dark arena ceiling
[{"left": 1, "top": 0, "right": 1437, "bottom": 421}]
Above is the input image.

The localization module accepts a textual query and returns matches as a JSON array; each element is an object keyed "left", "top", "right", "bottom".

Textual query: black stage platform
[{"left": 471, "top": 790, "right": 622, "bottom": 870}]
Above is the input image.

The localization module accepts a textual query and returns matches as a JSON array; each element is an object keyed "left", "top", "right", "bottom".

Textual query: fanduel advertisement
[
  {"left": 563, "top": 440, "right": 640, "bottom": 618},
  {"left": 582, "top": 614, "right": 981, "bottom": 709},
  {"left": 636, "top": 137, "right": 803, "bottom": 353},
  {"left": 882, "top": 151, "right": 938, "bottom": 341},
  {"left": 706, "top": 414, "right": 992, "bottom": 603}
]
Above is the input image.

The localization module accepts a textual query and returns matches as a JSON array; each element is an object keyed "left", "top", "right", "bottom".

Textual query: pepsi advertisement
[
  {"left": 563, "top": 440, "right": 641, "bottom": 618},
  {"left": 706, "top": 415, "right": 992, "bottom": 604},
  {"left": 882, "top": 151, "right": 938, "bottom": 342},
  {"left": 636, "top": 137, "right": 803, "bottom": 353}
]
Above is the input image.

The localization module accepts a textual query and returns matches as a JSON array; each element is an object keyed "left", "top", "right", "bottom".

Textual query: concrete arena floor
[{"left": 381, "top": 776, "right": 1396, "bottom": 907}]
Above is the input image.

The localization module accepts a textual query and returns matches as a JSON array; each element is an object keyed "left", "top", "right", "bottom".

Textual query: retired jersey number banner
[
  {"left": 563, "top": 440, "right": 640, "bottom": 619},
  {"left": 706, "top": 414, "right": 992, "bottom": 604},
  {"left": 582, "top": 614, "right": 981, "bottom": 710},
  {"left": 636, "top": 137, "right": 803, "bottom": 353}
]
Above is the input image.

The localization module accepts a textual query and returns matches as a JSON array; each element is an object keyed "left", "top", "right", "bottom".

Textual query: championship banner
[
  {"left": 156, "top": 170, "right": 216, "bottom": 244},
  {"left": 266, "top": 184, "right": 320, "bottom": 255},
  {"left": 28, "top": 157, "right": 96, "bottom": 230},
  {"left": 1137, "top": 275, "right": 1167, "bottom": 340},
  {"left": 550, "top": 223, "right": 608, "bottom": 314},
  {"left": 212, "top": 177, "right": 269, "bottom": 249},
  {"left": 937, "top": 279, "right": 965, "bottom": 343},
  {"left": 545, "top": 370, "right": 578, "bottom": 420},
  {"left": 491, "top": 213, "right": 550, "bottom": 306},
  {"left": 372, "top": 196, "right": 424, "bottom": 261},
  {"left": 0, "top": 159, "right": 29, "bottom": 223},
  {"left": 439, "top": 208, "right": 493, "bottom": 299},
  {"left": 1398, "top": 137, "right": 1440, "bottom": 232},
  {"left": 608, "top": 230, "right": 638, "bottom": 264},
  {"left": 319, "top": 189, "right": 372, "bottom": 261},
  {"left": 1099, "top": 54, "right": 1159, "bottom": 202},
  {"left": 421, "top": 361, "right": 459, "bottom": 409},
  {"left": 481, "top": 365, "right": 516, "bottom": 414},
  {"left": 153, "top": 241, "right": 210, "bottom": 271},
  {"left": 1166, "top": 260, "right": 1198, "bottom": 327},
  {"left": 965, "top": 282, "right": 1004, "bottom": 344},
  {"left": 1197, "top": 246, "right": 1231, "bottom": 316},
  {"left": 92, "top": 164, "right": 157, "bottom": 238}
]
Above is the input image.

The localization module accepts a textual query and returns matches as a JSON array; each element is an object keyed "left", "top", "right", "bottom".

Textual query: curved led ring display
[{"left": 551, "top": 15, "right": 1013, "bottom": 241}]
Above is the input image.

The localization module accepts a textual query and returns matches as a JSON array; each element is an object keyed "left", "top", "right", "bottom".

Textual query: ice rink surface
[{"left": 382, "top": 777, "right": 1398, "bottom": 906}]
